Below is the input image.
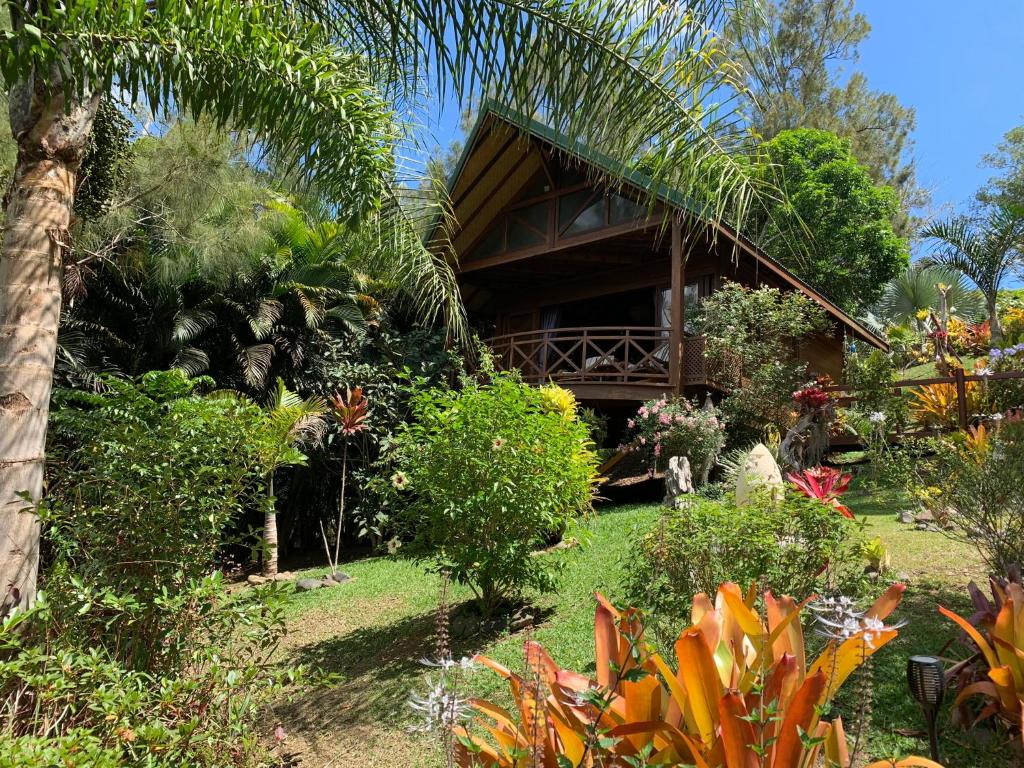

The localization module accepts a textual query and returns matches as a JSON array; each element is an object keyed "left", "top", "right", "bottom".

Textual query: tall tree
[
  {"left": 921, "top": 206, "right": 1024, "bottom": 342},
  {"left": 724, "top": 0, "right": 924, "bottom": 229},
  {"left": 750, "top": 128, "right": 908, "bottom": 312},
  {"left": 978, "top": 124, "right": 1024, "bottom": 214},
  {"left": 1, "top": 0, "right": 770, "bottom": 608}
]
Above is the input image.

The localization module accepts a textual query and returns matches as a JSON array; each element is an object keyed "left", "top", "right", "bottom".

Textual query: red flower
[
  {"left": 786, "top": 466, "right": 853, "bottom": 518},
  {"left": 792, "top": 385, "right": 830, "bottom": 411},
  {"left": 329, "top": 386, "right": 369, "bottom": 435}
]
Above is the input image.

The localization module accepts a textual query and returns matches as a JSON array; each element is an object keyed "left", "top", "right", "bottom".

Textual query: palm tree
[
  {"left": 875, "top": 263, "right": 986, "bottom": 335},
  {"left": 1, "top": 0, "right": 764, "bottom": 606},
  {"left": 258, "top": 380, "right": 328, "bottom": 578},
  {"left": 921, "top": 206, "right": 1024, "bottom": 342}
]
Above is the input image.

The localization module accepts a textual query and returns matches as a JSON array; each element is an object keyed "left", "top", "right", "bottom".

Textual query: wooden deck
[{"left": 486, "top": 326, "right": 720, "bottom": 400}]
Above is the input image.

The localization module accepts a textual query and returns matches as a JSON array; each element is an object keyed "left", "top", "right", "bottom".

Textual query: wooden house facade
[{"left": 443, "top": 103, "right": 886, "bottom": 404}]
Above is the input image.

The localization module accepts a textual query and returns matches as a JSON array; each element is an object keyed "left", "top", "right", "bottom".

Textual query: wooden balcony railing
[{"left": 486, "top": 327, "right": 713, "bottom": 388}]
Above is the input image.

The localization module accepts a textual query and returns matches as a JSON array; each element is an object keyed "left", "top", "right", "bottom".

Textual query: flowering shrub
[
  {"left": 1003, "top": 306, "right": 1024, "bottom": 344},
  {"left": 987, "top": 343, "right": 1024, "bottom": 413},
  {"left": 622, "top": 396, "right": 726, "bottom": 484},
  {"left": 388, "top": 372, "right": 599, "bottom": 616}
]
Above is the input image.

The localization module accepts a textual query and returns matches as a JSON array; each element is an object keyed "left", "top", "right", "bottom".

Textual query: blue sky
[
  {"left": 417, "top": 1, "right": 1024, "bottom": 222},
  {"left": 856, "top": 0, "right": 1024, "bottom": 218}
]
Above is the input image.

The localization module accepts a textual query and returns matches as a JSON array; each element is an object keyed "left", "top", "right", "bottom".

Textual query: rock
[
  {"left": 735, "top": 444, "right": 784, "bottom": 505},
  {"left": 273, "top": 571, "right": 294, "bottom": 583},
  {"left": 914, "top": 509, "right": 935, "bottom": 523},
  {"left": 663, "top": 456, "right": 694, "bottom": 508},
  {"left": 247, "top": 574, "right": 268, "bottom": 586},
  {"left": 328, "top": 572, "right": 352, "bottom": 584},
  {"left": 295, "top": 578, "right": 324, "bottom": 591},
  {"left": 897, "top": 510, "right": 915, "bottom": 524}
]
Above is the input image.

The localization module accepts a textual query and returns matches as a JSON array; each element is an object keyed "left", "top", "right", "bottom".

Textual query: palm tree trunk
[
  {"left": 988, "top": 295, "right": 1003, "bottom": 345},
  {"left": 264, "top": 471, "right": 278, "bottom": 577},
  {"left": 0, "top": 78, "right": 98, "bottom": 611}
]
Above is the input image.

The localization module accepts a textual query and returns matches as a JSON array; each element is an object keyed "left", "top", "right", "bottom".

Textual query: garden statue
[
  {"left": 663, "top": 456, "right": 693, "bottom": 507},
  {"left": 735, "top": 443, "right": 784, "bottom": 505}
]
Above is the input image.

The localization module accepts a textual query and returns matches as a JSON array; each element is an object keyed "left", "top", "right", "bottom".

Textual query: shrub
[
  {"left": 624, "top": 491, "right": 865, "bottom": 627},
  {"left": 1, "top": 371, "right": 302, "bottom": 765},
  {"left": 389, "top": 373, "right": 598, "bottom": 615},
  {"left": 915, "top": 420, "right": 1024, "bottom": 573},
  {"left": 986, "top": 343, "right": 1024, "bottom": 414},
  {"left": 623, "top": 396, "right": 726, "bottom": 483},
  {"left": 696, "top": 281, "right": 831, "bottom": 434}
]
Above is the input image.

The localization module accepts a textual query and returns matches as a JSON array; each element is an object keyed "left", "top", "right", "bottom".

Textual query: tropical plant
[
  {"left": 455, "top": 582, "right": 911, "bottom": 767},
  {"left": 696, "top": 282, "right": 831, "bottom": 435},
  {"left": 389, "top": 371, "right": 598, "bottom": 616},
  {"left": 0, "top": 0, "right": 772, "bottom": 607},
  {"left": 622, "top": 396, "right": 726, "bottom": 484},
  {"left": 322, "top": 386, "right": 370, "bottom": 576},
  {"left": 940, "top": 579, "right": 1024, "bottom": 743},
  {"left": 875, "top": 263, "right": 985, "bottom": 331},
  {"left": 625, "top": 491, "right": 864, "bottom": 628},
  {"left": 908, "top": 382, "right": 980, "bottom": 428},
  {"left": 922, "top": 206, "right": 1024, "bottom": 342},
  {"left": 254, "top": 379, "right": 328, "bottom": 577},
  {"left": 787, "top": 467, "right": 854, "bottom": 519}
]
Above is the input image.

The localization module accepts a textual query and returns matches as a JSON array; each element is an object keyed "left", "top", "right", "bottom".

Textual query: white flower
[
  {"left": 991, "top": 412, "right": 1005, "bottom": 422},
  {"left": 868, "top": 411, "right": 886, "bottom": 424},
  {"left": 492, "top": 436, "right": 506, "bottom": 450},
  {"left": 977, "top": 367, "right": 993, "bottom": 377},
  {"left": 391, "top": 471, "right": 409, "bottom": 490},
  {"left": 386, "top": 537, "right": 403, "bottom": 555}
]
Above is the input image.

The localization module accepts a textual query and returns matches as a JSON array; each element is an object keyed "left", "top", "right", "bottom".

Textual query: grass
[
  {"left": 900, "top": 355, "right": 983, "bottom": 380},
  {"left": 275, "top": 479, "right": 1020, "bottom": 767}
]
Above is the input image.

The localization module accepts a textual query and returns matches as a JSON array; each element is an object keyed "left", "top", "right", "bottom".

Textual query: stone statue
[
  {"left": 735, "top": 443, "right": 784, "bottom": 505},
  {"left": 663, "top": 455, "right": 694, "bottom": 508}
]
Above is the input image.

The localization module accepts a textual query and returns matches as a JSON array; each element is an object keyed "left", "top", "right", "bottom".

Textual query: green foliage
[
  {"left": 724, "top": 0, "right": 923, "bottom": 228},
  {"left": 843, "top": 347, "right": 908, "bottom": 427},
  {"left": 986, "top": 345, "right": 1024, "bottom": 415},
  {"left": 624, "top": 491, "right": 865, "bottom": 630},
  {"left": 750, "top": 128, "right": 909, "bottom": 312},
  {"left": 1, "top": 370, "right": 306, "bottom": 765},
  {"left": 913, "top": 422, "right": 1024, "bottom": 574},
  {"left": 73, "top": 99, "right": 134, "bottom": 221},
  {"left": 46, "top": 370, "right": 280, "bottom": 669},
  {"left": 875, "top": 263, "right": 986, "bottom": 328},
  {"left": 623, "top": 396, "right": 726, "bottom": 484},
  {"left": 2, "top": 0, "right": 396, "bottom": 214},
  {"left": 978, "top": 123, "right": 1024, "bottom": 212},
  {"left": 388, "top": 372, "right": 598, "bottom": 615},
  {"left": 696, "top": 281, "right": 830, "bottom": 433}
]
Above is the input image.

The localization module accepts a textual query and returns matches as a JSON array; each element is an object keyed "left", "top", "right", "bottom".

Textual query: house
[{"left": 440, "top": 102, "right": 886, "bottom": 406}]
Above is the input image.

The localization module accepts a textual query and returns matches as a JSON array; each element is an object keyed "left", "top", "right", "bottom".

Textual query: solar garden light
[{"left": 907, "top": 655, "right": 945, "bottom": 762}]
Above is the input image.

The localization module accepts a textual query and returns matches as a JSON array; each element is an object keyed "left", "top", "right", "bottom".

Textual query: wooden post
[
  {"left": 669, "top": 218, "right": 684, "bottom": 392},
  {"left": 955, "top": 367, "right": 968, "bottom": 428}
]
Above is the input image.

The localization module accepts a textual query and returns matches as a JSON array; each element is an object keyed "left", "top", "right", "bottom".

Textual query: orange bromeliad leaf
[
  {"left": 717, "top": 691, "right": 758, "bottom": 768},
  {"left": 867, "top": 582, "right": 907, "bottom": 621},
  {"left": 772, "top": 671, "right": 826, "bottom": 768}
]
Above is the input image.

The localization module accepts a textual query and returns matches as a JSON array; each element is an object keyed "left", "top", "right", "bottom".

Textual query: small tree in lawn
[
  {"left": 322, "top": 387, "right": 369, "bottom": 578},
  {"left": 260, "top": 380, "right": 328, "bottom": 577}
]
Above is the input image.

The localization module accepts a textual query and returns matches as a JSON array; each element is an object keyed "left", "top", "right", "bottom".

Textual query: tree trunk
[
  {"left": 0, "top": 75, "right": 98, "bottom": 611},
  {"left": 989, "top": 295, "right": 1003, "bottom": 345},
  {"left": 264, "top": 472, "right": 278, "bottom": 577}
]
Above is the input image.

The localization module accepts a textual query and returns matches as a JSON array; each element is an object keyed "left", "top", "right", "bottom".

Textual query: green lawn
[
  {"left": 900, "top": 355, "right": 984, "bottom": 381},
  {"left": 274, "top": 483, "right": 1018, "bottom": 767}
]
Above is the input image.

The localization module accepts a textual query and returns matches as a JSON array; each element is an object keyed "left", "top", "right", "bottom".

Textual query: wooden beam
[
  {"left": 669, "top": 218, "right": 684, "bottom": 391},
  {"left": 459, "top": 215, "right": 662, "bottom": 273}
]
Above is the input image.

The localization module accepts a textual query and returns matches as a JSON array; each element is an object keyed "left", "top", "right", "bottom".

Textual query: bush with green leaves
[
  {"left": 696, "top": 281, "right": 831, "bottom": 435},
  {"left": 388, "top": 372, "right": 599, "bottom": 616},
  {"left": 624, "top": 490, "right": 865, "bottom": 631},
  {"left": 0, "top": 370, "right": 304, "bottom": 765}
]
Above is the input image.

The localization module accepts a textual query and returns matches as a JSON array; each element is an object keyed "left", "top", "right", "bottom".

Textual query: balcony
[{"left": 486, "top": 326, "right": 719, "bottom": 400}]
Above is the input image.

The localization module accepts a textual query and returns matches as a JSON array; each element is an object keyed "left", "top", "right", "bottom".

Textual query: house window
[
  {"left": 559, "top": 190, "right": 605, "bottom": 236},
  {"left": 506, "top": 201, "right": 548, "bottom": 250},
  {"left": 609, "top": 193, "right": 644, "bottom": 225}
]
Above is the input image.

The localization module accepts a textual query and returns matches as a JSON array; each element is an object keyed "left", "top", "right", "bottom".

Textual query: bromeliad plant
[
  {"left": 322, "top": 386, "right": 370, "bottom": 576},
  {"left": 455, "top": 582, "right": 913, "bottom": 767},
  {"left": 940, "top": 577, "right": 1024, "bottom": 742},
  {"left": 786, "top": 467, "right": 854, "bottom": 519}
]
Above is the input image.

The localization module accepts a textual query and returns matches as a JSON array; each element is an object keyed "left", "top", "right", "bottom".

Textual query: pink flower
[
  {"left": 675, "top": 414, "right": 685, "bottom": 424},
  {"left": 659, "top": 413, "right": 671, "bottom": 425},
  {"left": 654, "top": 444, "right": 662, "bottom": 457},
  {"left": 638, "top": 407, "right": 649, "bottom": 417},
  {"left": 627, "top": 419, "right": 635, "bottom": 429},
  {"left": 639, "top": 437, "right": 646, "bottom": 445}
]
